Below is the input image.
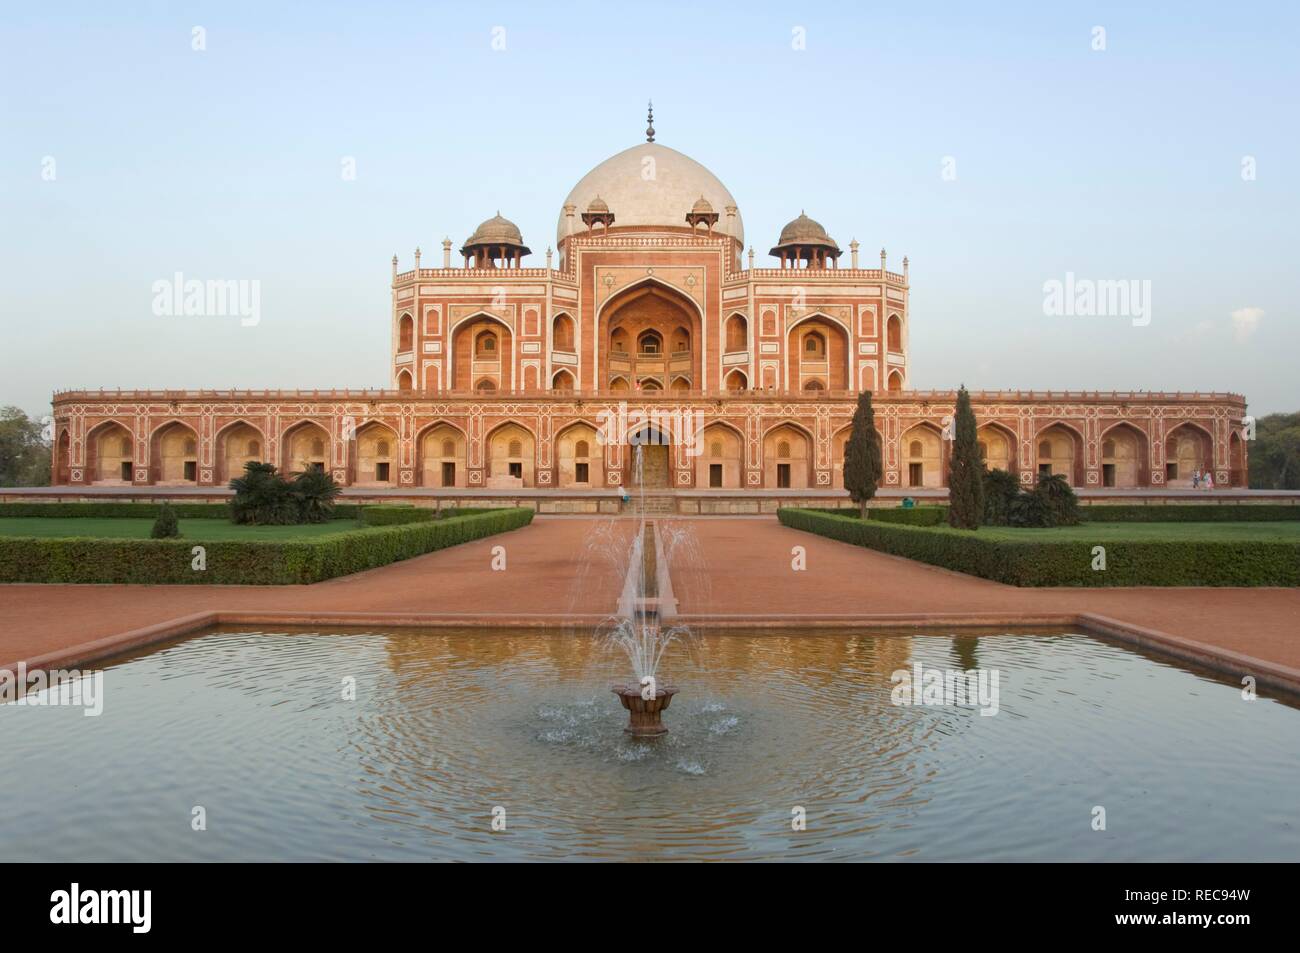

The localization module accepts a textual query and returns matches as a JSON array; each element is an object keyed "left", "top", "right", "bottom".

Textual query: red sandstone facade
[{"left": 49, "top": 137, "right": 1249, "bottom": 493}]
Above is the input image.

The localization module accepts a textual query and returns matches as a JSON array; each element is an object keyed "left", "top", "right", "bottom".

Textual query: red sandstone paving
[
  {"left": 2, "top": 517, "right": 1298, "bottom": 671},
  {"left": 669, "top": 519, "right": 1300, "bottom": 668},
  {"left": 0, "top": 519, "right": 630, "bottom": 667}
]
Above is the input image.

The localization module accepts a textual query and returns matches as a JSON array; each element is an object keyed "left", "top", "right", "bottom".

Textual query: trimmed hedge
[
  {"left": 0, "top": 508, "right": 533, "bottom": 585},
  {"left": 0, "top": 501, "right": 362, "bottom": 520},
  {"left": 358, "top": 505, "right": 438, "bottom": 526},
  {"left": 778, "top": 508, "right": 1300, "bottom": 587},
  {"left": 357, "top": 505, "right": 501, "bottom": 526},
  {"left": 808, "top": 505, "right": 950, "bottom": 526},
  {"left": 1079, "top": 504, "right": 1300, "bottom": 522}
]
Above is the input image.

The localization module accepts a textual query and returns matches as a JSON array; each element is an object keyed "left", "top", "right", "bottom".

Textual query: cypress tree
[
  {"left": 843, "top": 390, "right": 884, "bottom": 519},
  {"left": 947, "top": 385, "right": 984, "bottom": 529}
]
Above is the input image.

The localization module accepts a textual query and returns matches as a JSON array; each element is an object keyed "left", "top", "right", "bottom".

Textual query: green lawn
[
  {"left": 947, "top": 521, "right": 1300, "bottom": 542},
  {"left": 0, "top": 518, "right": 363, "bottom": 541}
]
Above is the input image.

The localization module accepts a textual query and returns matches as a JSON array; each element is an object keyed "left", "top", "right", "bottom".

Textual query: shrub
[
  {"left": 778, "top": 507, "right": 1300, "bottom": 587},
  {"left": 1008, "top": 490, "right": 1048, "bottom": 528},
  {"left": 982, "top": 469, "right": 1021, "bottom": 526},
  {"left": 0, "top": 508, "right": 534, "bottom": 585},
  {"left": 291, "top": 468, "right": 341, "bottom": 523},
  {"left": 1034, "top": 473, "right": 1080, "bottom": 526},
  {"left": 150, "top": 502, "right": 180, "bottom": 539},
  {"left": 229, "top": 462, "right": 297, "bottom": 525}
]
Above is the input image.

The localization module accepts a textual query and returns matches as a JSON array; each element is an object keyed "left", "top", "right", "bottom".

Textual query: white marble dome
[{"left": 557, "top": 142, "right": 743, "bottom": 247}]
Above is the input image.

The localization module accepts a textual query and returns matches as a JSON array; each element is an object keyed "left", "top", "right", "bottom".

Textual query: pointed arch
[
  {"left": 976, "top": 421, "right": 1017, "bottom": 476},
  {"left": 449, "top": 310, "right": 514, "bottom": 392},
  {"left": 485, "top": 420, "right": 536, "bottom": 486},
  {"left": 416, "top": 419, "right": 467, "bottom": 488},
  {"left": 763, "top": 421, "right": 813, "bottom": 488},
  {"left": 886, "top": 313, "right": 903, "bottom": 352},
  {"left": 215, "top": 418, "right": 266, "bottom": 484},
  {"left": 148, "top": 420, "right": 199, "bottom": 484},
  {"left": 597, "top": 277, "right": 704, "bottom": 391},
  {"left": 552, "top": 311, "right": 577, "bottom": 352},
  {"left": 86, "top": 419, "right": 136, "bottom": 483},
  {"left": 724, "top": 312, "right": 748, "bottom": 352},
  {"left": 397, "top": 311, "right": 414, "bottom": 352},
  {"left": 281, "top": 419, "right": 332, "bottom": 475},
  {"left": 1034, "top": 420, "right": 1085, "bottom": 486},
  {"left": 696, "top": 421, "right": 745, "bottom": 488},
  {"left": 787, "top": 312, "right": 851, "bottom": 391},
  {"left": 555, "top": 419, "right": 602, "bottom": 487},
  {"left": 551, "top": 367, "right": 576, "bottom": 392},
  {"left": 900, "top": 421, "right": 945, "bottom": 489},
  {"left": 1099, "top": 421, "right": 1149, "bottom": 488},
  {"left": 1163, "top": 421, "right": 1214, "bottom": 487},
  {"left": 352, "top": 420, "right": 400, "bottom": 485},
  {"left": 54, "top": 428, "right": 71, "bottom": 485},
  {"left": 1229, "top": 430, "right": 1246, "bottom": 487}
]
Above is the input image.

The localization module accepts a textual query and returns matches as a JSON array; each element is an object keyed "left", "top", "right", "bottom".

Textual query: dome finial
[{"left": 646, "top": 100, "right": 655, "bottom": 142}]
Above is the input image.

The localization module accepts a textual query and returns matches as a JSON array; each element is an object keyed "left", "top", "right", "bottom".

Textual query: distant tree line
[
  {"left": 1249, "top": 412, "right": 1300, "bottom": 490},
  {"left": 0, "top": 407, "right": 50, "bottom": 487}
]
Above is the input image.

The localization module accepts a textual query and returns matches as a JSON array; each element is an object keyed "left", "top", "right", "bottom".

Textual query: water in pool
[{"left": 2, "top": 626, "right": 1297, "bottom": 861}]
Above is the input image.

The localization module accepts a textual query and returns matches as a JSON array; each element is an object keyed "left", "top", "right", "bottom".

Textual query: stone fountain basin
[{"left": 611, "top": 684, "right": 679, "bottom": 737}]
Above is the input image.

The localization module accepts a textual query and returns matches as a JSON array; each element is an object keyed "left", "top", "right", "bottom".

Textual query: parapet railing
[{"left": 52, "top": 387, "right": 1247, "bottom": 403}]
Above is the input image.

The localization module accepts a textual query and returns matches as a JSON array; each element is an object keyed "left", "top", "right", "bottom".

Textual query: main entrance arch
[
  {"left": 626, "top": 424, "right": 673, "bottom": 488},
  {"left": 600, "top": 280, "right": 701, "bottom": 392}
]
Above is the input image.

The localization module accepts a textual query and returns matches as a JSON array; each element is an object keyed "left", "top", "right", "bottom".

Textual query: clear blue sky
[{"left": 2, "top": 1, "right": 1296, "bottom": 416}]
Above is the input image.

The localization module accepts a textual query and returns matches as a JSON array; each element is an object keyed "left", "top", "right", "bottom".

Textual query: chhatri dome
[{"left": 557, "top": 104, "right": 744, "bottom": 249}]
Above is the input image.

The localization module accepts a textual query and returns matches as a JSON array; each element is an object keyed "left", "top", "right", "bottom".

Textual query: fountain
[{"left": 603, "top": 444, "right": 688, "bottom": 736}]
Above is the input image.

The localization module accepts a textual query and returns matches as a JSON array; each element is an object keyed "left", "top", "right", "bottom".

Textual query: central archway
[
  {"left": 599, "top": 280, "right": 702, "bottom": 392},
  {"left": 627, "top": 424, "right": 673, "bottom": 488}
]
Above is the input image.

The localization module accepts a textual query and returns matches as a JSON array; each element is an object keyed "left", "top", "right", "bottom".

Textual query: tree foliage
[
  {"left": 229, "top": 461, "right": 342, "bottom": 524},
  {"left": 946, "top": 386, "right": 984, "bottom": 529},
  {"left": 1249, "top": 412, "right": 1300, "bottom": 490},
  {"left": 0, "top": 406, "right": 51, "bottom": 487},
  {"left": 982, "top": 468, "right": 1022, "bottom": 526},
  {"left": 842, "top": 390, "right": 883, "bottom": 518},
  {"left": 292, "top": 468, "right": 343, "bottom": 523}
]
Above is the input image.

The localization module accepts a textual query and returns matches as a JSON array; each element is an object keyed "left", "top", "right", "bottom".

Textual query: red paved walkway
[
  {"left": 2, "top": 517, "right": 1298, "bottom": 675},
  {"left": 669, "top": 519, "right": 1300, "bottom": 669}
]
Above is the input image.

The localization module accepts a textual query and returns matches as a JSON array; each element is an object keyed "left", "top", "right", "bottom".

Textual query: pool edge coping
[{"left": 6, "top": 608, "right": 1299, "bottom": 697}]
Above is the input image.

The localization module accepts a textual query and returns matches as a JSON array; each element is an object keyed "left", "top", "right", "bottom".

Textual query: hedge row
[
  {"left": 807, "top": 506, "right": 950, "bottom": 526},
  {"left": 777, "top": 508, "right": 1300, "bottom": 587},
  {"left": 358, "top": 505, "right": 500, "bottom": 525},
  {"left": 358, "top": 505, "right": 437, "bottom": 526},
  {"left": 1078, "top": 504, "right": 1300, "bottom": 522},
  {"left": 0, "top": 501, "right": 363, "bottom": 520},
  {"left": 0, "top": 508, "right": 534, "bottom": 585}
]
